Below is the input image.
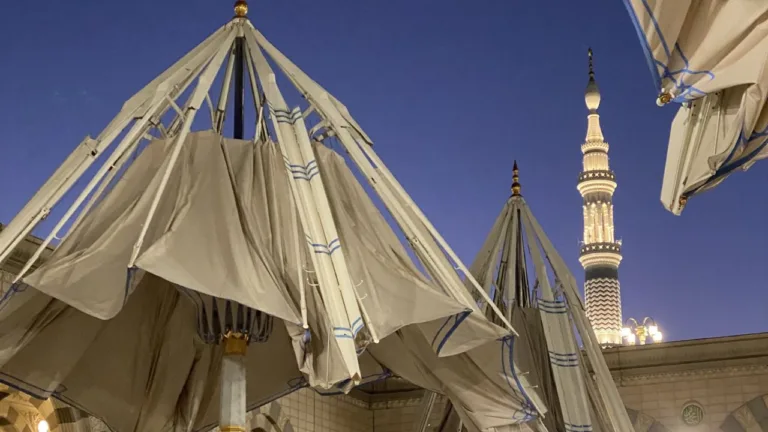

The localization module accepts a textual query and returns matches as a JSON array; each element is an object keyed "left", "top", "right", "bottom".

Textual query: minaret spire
[{"left": 577, "top": 48, "right": 623, "bottom": 347}]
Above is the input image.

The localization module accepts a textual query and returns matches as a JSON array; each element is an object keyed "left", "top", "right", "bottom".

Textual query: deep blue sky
[{"left": 1, "top": 1, "right": 765, "bottom": 342}]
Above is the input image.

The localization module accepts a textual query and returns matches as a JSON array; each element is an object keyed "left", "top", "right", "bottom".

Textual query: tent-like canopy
[
  {"left": 623, "top": 1, "right": 768, "bottom": 214},
  {"left": 0, "top": 2, "right": 535, "bottom": 431},
  {"left": 456, "top": 163, "right": 635, "bottom": 432}
]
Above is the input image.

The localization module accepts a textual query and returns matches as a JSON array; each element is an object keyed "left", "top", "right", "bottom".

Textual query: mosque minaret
[{"left": 577, "top": 49, "right": 623, "bottom": 347}]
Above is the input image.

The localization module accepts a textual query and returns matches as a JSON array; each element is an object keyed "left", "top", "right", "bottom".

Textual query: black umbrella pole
[{"left": 233, "top": 37, "right": 245, "bottom": 140}]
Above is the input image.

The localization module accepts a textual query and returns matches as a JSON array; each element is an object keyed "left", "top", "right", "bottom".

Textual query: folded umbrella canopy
[
  {"left": 623, "top": 1, "right": 768, "bottom": 214},
  {"left": 408, "top": 164, "right": 635, "bottom": 432},
  {"left": 0, "top": 3, "right": 513, "bottom": 431}
]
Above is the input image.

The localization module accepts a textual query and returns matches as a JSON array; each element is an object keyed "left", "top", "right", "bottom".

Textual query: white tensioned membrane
[
  {"left": 0, "top": 17, "right": 537, "bottom": 431},
  {"left": 464, "top": 192, "right": 635, "bottom": 432},
  {"left": 623, "top": 0, "right": 768, "bottom": 215}
]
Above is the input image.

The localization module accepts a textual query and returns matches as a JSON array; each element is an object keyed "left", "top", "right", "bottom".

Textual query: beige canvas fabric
[
  {"left": 0, "top": 131, "right": 498, "bottom": 431},
  {"left": 368, "top": 326, "right": 547, "bottom": 432},
  {"left": 625, "top": 0, "right": 768, "bottom": 214}
]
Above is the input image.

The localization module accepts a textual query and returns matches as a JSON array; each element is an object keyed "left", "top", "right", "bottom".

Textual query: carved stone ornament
[{"left": 681, "top": 401, "right": 705, "bottom": 426}]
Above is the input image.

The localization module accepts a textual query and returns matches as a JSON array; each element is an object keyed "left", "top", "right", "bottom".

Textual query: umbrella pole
[
  {"left": 220, "top": 333, "right": 248, "bottom": 432},
  {"left": 221, "top": 14, "right": 249, "bottom": 430}
]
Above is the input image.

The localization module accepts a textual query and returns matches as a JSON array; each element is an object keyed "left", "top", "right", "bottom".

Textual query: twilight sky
[{"left": 0, "top": 1, "right": 765, "bottom": 341}]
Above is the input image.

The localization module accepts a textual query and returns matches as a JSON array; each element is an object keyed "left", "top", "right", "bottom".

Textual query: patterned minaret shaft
[{"left": 578, "top": 49, "right": 623, "bottom": 346}]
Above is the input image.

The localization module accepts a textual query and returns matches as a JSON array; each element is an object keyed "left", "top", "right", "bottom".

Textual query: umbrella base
[{"left": 220, "top": 335, "right": 248, "bottom": 431}]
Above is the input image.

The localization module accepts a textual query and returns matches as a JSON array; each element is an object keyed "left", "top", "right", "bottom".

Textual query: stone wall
[
  {"left": 370, "top": 395, "right": 448, "bottom": 432},
  {"left": 603, "top": 333, "right": 768, "bottom": 431},
  {"left": 208, "top": 389, "right": 373, "bottom": 432}
]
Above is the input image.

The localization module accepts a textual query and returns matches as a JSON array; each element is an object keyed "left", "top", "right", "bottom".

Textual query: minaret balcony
[
  {"left": 577, "top": 170, "right": 617, "bottom": 195},
  {"left": 580, "top": 241, "right": 621, "bottom": 255},
  {"left": 578, "top": 170, "right": 615, "bottom": 183},
  {"left": 579, "top": 242, "right": 622, "bottom": 268}
]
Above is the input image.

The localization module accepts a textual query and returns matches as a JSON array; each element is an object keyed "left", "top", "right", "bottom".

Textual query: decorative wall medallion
[{"left": 681, "top": 401, "right": 704, "bottom": 426}]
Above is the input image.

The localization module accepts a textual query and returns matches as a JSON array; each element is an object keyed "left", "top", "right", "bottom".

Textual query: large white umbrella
[
  {"left": 623, "top": 0, "right": 768, "bottom": 214},
  {"left": 0, "top": 2, "right": 512, "bottom": 431},
  {"left": 448, "top": 164, "right": 635, "bottom": 432}
]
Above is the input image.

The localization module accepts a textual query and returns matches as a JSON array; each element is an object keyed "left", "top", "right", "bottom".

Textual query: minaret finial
[
  {"left": 584, "top": 47, "right": 601, "bottom": 111},
  {"left": 234, "top": 0, "right": 249, "bottom": 17},
  {"left": 511, "top": 160, "right": 521, "bottom": 196}
]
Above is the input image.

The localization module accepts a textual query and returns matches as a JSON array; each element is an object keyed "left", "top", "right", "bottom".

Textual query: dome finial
[
  {"left": 584, "top": 47, "right": 601, "bottom": 111},
  {"left": 511, "top": 160, "right": 521, "bottom": 196},
  {"left": 234, "top": 0, "right": 249, "bottom": 17}
]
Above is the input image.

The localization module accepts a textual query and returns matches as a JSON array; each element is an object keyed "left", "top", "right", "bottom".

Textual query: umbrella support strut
[{"left": 220, "top": 333, "right": 248, "bottom": 432}]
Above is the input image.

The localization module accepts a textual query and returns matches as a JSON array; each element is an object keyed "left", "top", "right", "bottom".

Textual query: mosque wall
[
  {"left": 369, "top": 395, "right": 448, "bottom": 432},
  {"left": 603, "top": 333, "right": 768, "bottom": 431}
]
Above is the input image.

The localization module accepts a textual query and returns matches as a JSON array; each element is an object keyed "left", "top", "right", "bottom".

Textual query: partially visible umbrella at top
[{"left": 623, "top": 0, "right": 768, "bottom": 214}]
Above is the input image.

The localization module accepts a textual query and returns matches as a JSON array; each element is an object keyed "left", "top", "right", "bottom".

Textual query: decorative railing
[
  {"left": 580, "top": 242, "right": 621, "bottom": 256},
  {"left": 578, "top": 170, "right": 615, "bottom": 183}
]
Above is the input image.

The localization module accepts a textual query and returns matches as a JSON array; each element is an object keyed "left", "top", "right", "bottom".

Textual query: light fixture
[
  {"left": 620, "top": 327, "right": 631, "bottom": 338},
  {"left": 622, "top": 317, "right": 663, "bottom": 345},
  {"left": 38, "top": 420, "right": 50, "bottom": 432},
  {"left": 626, "top": 333, "right": 636, "bottom": 345}
]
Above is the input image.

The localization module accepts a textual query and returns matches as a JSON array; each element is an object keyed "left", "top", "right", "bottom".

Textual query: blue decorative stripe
[
  {"left": 333, "top": 326, "right": 354, "bottom": 339},
  {"left": 622, "top": 0, "right": 714, "bottom": 101},
  {"left": 657, "top": 44, "right": 712, "bottom": 102},
  {"left": 272, "top": 108, "right": 303, "bottom": 124},
  {"left": 622, "top": 0, "right": 662, "bottom": 87},
  {"left": 351, "top": 316, "right": 364, "bottom": 336},
  {"left": 549, "top": 351, "right": 579, "bottom": 367},
  {"left": 284, "top": 158, "right": 319, "bottom": 181},
  {"left": 307, "top": 237, "right": 341, "bottom": 255},
  {"left": 0, "top": 282, "right": 26, "bottom": 314},
  {"left": 689, "top": 124, "right": 768, "bottom": 196},
  {"left": 431, "top": 310, "right": 472, "bottom": 355},
  {"left": 538, "top": 298, "right": 567, "bottom": 314},
  {"left": 565, "top": 423, "right": 593, "bottom": 432},
  {"left": 501, "top": 336, "right": 538, "bottom": 423},
  {"left": 537, "top": 298, "right": 564, "bottom": 306},
  {"left": 123, "top": 266, "right": 137, "bottom": 304}
]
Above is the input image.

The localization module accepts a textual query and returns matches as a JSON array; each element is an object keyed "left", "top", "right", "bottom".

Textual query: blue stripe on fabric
[
  {"left": 434, "top": 310, "right": 472, "bottom": 356},
  {"left": 686, "top": 125, "right": 768, "bottom": 199},
  {"left": 333, "top": 326, "right": 354, "bottom": 339},
  {"left": 621, "top": 0, "right": 715, "bottom": 101},
  {"left": 306, "top": 237, "right": 341, "bottom": 255},
  {"left": 272, "top": 108, "right": 303, "bottom": 125},
  {"left": 621, "top": 0, "right": 662, "bottom": 87},
  {"left": 285, "top": 159, "right": 319, "bottom": 181},
  {"left": 548, "top": 351, "right": 579, "bottom": 367},
  {"left": 284, "top": 159, "right": 318, "bottom": 171},
  {"left": 0, "top": 282, "right": 27, "bottom": 314},
  {"left": 501, "top": 336, "right": 538, "bottom": 423},
  {"left": 565, "top": 423, "right": 594, "bottom": 432},
  {"left": 123, "top": 266, "right": 137, "bottom": 304},
  {"left": 351, "top": 316, "right": 364, "bottom": 336},
  {"left": 538, "top": 298, "right": 567, "bottom": 314}
]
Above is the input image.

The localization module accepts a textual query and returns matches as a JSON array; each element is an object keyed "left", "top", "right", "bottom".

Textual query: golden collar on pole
[{"left": 223, "top": 331, "right": 249, "bottom": 355}]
